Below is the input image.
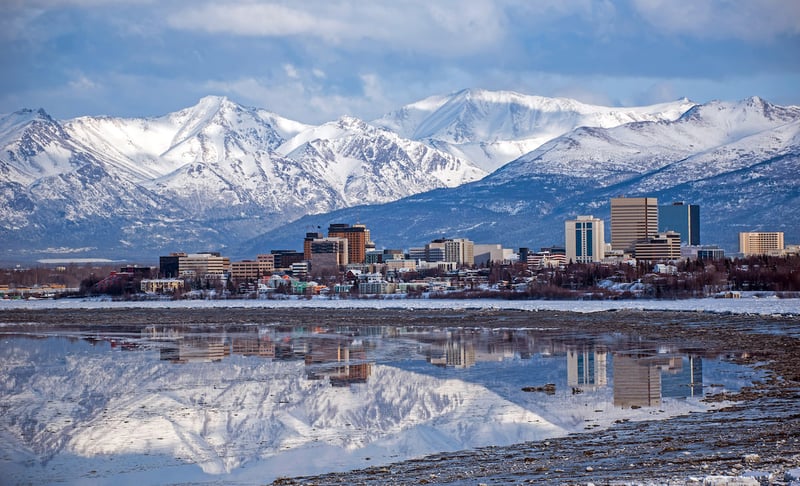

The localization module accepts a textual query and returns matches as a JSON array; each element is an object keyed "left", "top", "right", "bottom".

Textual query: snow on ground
[{"left": 2, "top": 295, "right": 799, "bottom": 315}]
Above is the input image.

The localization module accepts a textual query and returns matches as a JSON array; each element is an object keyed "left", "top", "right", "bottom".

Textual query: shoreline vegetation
[{"left": 1, "top": 307, "right": 799, "bottom": 484}]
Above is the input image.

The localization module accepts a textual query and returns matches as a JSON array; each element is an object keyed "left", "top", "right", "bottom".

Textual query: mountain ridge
[
  {"left": 373, "top": 88, "right": 697, "bottom": 172},
  {"left": 243, "top": 95, "right": 800, "bottom": 257},
  {"left": 1, "top": 91, "right": 798, "bottom": 263}
]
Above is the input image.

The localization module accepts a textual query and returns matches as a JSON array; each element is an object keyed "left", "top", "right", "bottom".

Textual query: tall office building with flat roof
[
  {"left": 739, "top": 232, "right": 784, "bottom": 256},
  {"left": 328, "top": 223, "right": 372, "bottom": 264},
  {"left": 659, "top": 202, "right": 700, "bottom": 245},
  {"left": 565, "top": 215, "right": 605, "bottom": 263},
  {"left": 610, "top": 197, "right": 658, "bottom": 251}
]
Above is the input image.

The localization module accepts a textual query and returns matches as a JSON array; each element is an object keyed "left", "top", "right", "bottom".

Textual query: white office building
[{"left": 565, "top": 215, "right": 606, "bottom": 263}]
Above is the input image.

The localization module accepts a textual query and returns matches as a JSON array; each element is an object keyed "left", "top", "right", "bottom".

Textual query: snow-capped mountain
[
  {"left": 373, "top": 88, "right": 696, "bottom": 172},
  {"left": 245, "top": 96, "right": 800, "bottom": 255},
  {"left": 0, "top": 97, "right": 484, "bottom": 262},
  {"left": 275, "top": 116, "right": 485, "bottom": 208},
  {"left": 493, "top": 96, "right": 800, "bottom": 185},
  {"left": 2, "top": 92, "right": 798, "bottom": 262}
]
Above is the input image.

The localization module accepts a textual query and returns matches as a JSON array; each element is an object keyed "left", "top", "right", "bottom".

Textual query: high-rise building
[
  {"left": 739, "top": 232, "right": 785, "bottom": 256},
  {"left": 303, "top": 231, "right": 324, "bottom": 261},
  {"left": 416, "top": 238, "right": 474, "bottom": 265},
  {"left": 659, "top": 202, "right": 700, "bottom": 245},
  {"left": 310, "top": 237, "right": 349, "bottom": 272},
  {"left": 328, "top": 223, "right": 372, "bottom": 264},
  {"left": 565, "top": 215, "right": 606, "bottom": 263},
  {"left": 408, "top": 247, "right": 427, "bottom": 262},
  {"left": 611, "top": 197, "right": 659, "bottom": 251},
  {"left": 444, "top": 238, "right": 474, "bottom": 266}
]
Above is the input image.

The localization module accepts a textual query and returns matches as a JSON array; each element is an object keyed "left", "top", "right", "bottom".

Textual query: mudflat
[{"left": 2, "top": 307, "right": 798, "bottom": 484}]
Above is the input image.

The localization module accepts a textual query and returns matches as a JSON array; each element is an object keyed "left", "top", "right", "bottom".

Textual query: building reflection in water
[
  {"left": 567, "top": 346, "right": 608, "bottom": 391},
  {"left": 142, "top": 324, "right": 706, "bottom": 403},
  {"left": 662, "top": 355, "right": 703, "bottom": 398},
  {"left": 160, "top": 337, "right": 228, "bottom": 363},
  {"left": 427, "top": 335, "right": 476, "bottom": 368},
  {"left": 613, "top": 352, "right": 662, "bottom": 408},
  {"left": 613, "top": 350, "right": 704, "bottom": 408},
  {"left": 231, "top": 334, "right": 275, "bottom": 358},
  {"left": 304, "top": 338, "right": 372, "bottom": 386}
]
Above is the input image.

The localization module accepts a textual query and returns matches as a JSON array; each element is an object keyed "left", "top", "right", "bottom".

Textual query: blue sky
[{"left": 1, "top": 0, "right": 798, "bottom": 124}]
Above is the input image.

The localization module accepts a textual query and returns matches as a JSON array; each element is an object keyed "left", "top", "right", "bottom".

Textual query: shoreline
[
  {"left": 1, "top": 307, "right": 798, "bottom": 484},
  {"left": 2, "top": 295, "right": 800, "bottom": 317}
]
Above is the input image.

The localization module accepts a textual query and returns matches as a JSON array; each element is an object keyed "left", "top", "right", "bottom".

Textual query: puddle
[{"left": 0, "top": 323, "right": 760, "bottom": 484}]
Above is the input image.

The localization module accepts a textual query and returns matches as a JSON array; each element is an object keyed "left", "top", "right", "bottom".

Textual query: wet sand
[{"left": 2, "top": 307, "right": 799, "bottom": 484}]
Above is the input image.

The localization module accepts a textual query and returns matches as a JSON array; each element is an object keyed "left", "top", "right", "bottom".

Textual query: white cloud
[
  {"left": 283, "top": 64, "right": 299, "bottom": 79},
  {"left": 202, "top": 73, "right": 397, "bottom": 124},
  {"left": 631, "top": 0, "right": 800, "bottom": 42},
  {"left": 360, "top": 73, "right": 383, "bottom": 102},
  {"left": 67, "top": 73, "right": 100, "bottom": 92},
  {"left": 3, "top": 0, "right": 155, "bottom": 7},
  {"left": 168, "top": 3, "right": 341, "bottom": 37},
  {"left": 167, "top": 0, "right": 514, "bottom": 56}
]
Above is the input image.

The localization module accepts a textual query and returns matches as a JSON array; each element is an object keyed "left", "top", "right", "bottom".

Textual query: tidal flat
[{"left": 1, "top": 306, "right": 798, "bottom": 485}]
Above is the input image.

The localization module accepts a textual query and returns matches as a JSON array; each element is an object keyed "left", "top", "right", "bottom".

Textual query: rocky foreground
[{"left": 1, "top": 307, "right": 799, "bottom": 485}]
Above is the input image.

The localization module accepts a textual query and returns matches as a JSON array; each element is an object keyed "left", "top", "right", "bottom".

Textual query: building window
[{"left": 586, "top": 229, "right": 593, "bottom": 257}]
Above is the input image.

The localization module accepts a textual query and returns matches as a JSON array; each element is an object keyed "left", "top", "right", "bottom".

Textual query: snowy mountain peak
[
  {"left": 336, "top": 115, "right": 370, "bottom": 131},
  {"left": 0, "top": 107, "right": 76, "bottom": 182},
  {"left": 1, "top": 108, "right": 59, "bottom": 139},
  {"left": 373, "top": 89, "right": 697, "bottom": 172},
  {"left": 678, "top": 96, "right": 800, "bottom": 133}
]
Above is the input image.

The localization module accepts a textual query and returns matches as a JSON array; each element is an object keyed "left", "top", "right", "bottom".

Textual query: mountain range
[{"left": 1, "top": 89, "right": 798, "bottom": 263}]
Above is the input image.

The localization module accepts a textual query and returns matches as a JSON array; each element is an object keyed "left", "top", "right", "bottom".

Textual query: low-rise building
[
  {"left": 230, "top": 255, "right": 274, "bottom": 279},
  {"left": 385, "top": 259, "right": 417, "bottom": 272},
  {"left": 359, "top": 279, "right": 397, "bottom": 294},
  {"left": 474, "top": 244, "right": 509, "bottom": 266},
  {"left": 528, "top": 251, "right": 566, "bottom": 268},
  {"left": 141, "top": 278, "right": 184, "bottom": 293},
  {"left": 170, "top": 252, "right": 230, "bottom": 277},
  {"left": 695, "top": 246, "right": 725, "bottom": 260},
  {"left": 633, "top": 231, "right": 682, "bottom": 261},
  {"left": 291, "top": 262, "right": 309, "bottom": 279}
]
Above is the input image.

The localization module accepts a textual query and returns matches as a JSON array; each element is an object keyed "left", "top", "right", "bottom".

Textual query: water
[{"left": 0, "top": 323, "right": 758, "bottom": 485}]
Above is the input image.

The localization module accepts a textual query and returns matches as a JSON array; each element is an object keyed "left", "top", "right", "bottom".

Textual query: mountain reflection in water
[{"left": 0, "top": 323, "right": 754, "bottom": 484}]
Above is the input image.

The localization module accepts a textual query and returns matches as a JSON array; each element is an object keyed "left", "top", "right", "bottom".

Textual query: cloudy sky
[{"left": 1, "top": 0, "right": 798, "bottom": 124}]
